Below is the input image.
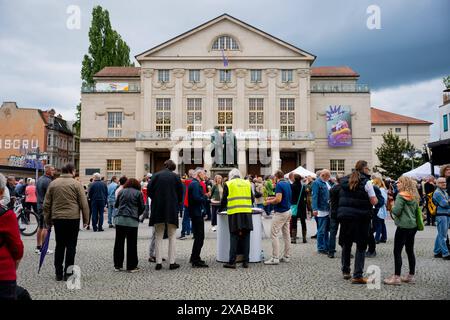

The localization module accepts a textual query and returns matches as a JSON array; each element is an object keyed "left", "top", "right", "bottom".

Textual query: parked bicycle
[{"left": 13, "top": 196, "right": 39, "bottom": 236}]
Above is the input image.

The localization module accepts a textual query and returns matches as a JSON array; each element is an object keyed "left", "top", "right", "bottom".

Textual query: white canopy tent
[
  {"left": 402, "top": 162, "right": 440, "bottom": 180},
  {"left": 284, "top": 166, "right": 317, "bottom": 179}
]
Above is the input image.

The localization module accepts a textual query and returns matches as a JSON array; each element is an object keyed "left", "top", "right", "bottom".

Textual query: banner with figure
[{"left": 326, "top": 105, "right": 352, "bottom": 147}]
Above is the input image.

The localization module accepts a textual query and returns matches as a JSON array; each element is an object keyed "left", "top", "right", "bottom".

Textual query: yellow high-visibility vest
[{"left": 225, "top": 178, "right": 253, "bottom": 215}]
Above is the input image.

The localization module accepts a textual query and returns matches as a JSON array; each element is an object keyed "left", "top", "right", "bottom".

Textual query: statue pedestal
[{"left": 209, "top": 166, "right": 238, "bottom": 177}]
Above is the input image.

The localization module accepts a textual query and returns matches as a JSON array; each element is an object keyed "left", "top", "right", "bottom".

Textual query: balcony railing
[
  {"left": 311, "top": 83, "right": 369, "bottom": 93},
  {"left": 81, "top": 85, "right": 141, "bottom": 93},
  {"left": 136, "top": 131, "right": 172, "bottom": 140},
  {"left": 280, "top": 131, "right": 315, "bottom": 140}
]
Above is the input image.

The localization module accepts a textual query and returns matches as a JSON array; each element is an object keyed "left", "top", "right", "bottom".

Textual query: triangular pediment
[{"left": 136, "top": 14, "right": 315, "bottom": 61}]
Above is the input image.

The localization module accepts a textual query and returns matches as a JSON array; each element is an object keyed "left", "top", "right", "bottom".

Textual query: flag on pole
[
  {"left": 38, "top": 227, "right": 51, "bottom": 273},
  {"left": 221, "top": 49, "right": 229, "bottom": 67}
]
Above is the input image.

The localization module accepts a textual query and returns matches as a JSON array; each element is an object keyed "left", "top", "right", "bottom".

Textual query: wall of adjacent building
[
  {"left": 371, "top": 123, "right": 431, "bottom": 168},
  {"left": 310, "top": 92, "right": 372, "bottom": 173}
]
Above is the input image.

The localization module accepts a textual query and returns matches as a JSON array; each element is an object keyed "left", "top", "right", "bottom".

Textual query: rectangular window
[
  {"left": 280, "top": 98, "right": 295, "bottom": 138},
  {"left": 395, "top": 128, "right": 401, "bottom": 133},
  {"left": 187, "top": 98, "right": 202, "bottom": 132},
  {"left": 330, "top": 159, "right": 345, "bottom": 176},
  {"left": 250, "top": 70, "right": 262, "bottom": 83},
  {"left": 371, "top": 128, "right": 376, "bottom": 133},
  {"left": 47, "top": 134, "right": 52, "bottom": 147},
  {"left": 106, "top": 160, "right": 121, "bottom": 181},
  {"left": 107, "top": 112, "right": 123, "bottom": 138},
  {"left": 249, "top": 98, "right": 264, "bottom": 130},
  {"left": 158, "top": 69, "right": 170, "bottom": 83},
  {"left": 189, "top": 70, "right": 200, "bottom": 83},
  {"left": 282, "top": 70, "right": 293, "bottom": 83},
  {"left": 218, "top": 98, "right": 233, "bottom": 131},
  {"left": 219, "top": 70, "right": 231, "bottom": 83},
  {"left": 156, "top": 98, "right": 171, "bottom": 138},
  {"left": 444, "top": 114, "right": 449, "bottom": 132}
]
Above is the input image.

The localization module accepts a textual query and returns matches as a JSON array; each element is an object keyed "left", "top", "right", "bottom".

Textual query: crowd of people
[{"left": 0, "top": 161, "right": 449, "bottom": 299}]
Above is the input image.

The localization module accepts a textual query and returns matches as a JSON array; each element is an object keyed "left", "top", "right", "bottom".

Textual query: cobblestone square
[{"left": 18, "top": 217, "right": 450, "bottom": 300}]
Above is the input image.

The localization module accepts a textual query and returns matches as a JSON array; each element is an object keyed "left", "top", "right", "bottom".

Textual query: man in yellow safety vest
[{"left": 220, "top": 168, "right": 254, "bottom": 269}]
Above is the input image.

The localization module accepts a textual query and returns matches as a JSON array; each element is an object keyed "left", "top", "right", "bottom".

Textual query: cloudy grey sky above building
[{"left": 1, "top": 0, "right": 449, "bottom": 140}]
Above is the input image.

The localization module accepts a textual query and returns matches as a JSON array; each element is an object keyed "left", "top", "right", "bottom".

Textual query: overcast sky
[{"left": 1, "top": 0, "right": 449, "bottom": 140}]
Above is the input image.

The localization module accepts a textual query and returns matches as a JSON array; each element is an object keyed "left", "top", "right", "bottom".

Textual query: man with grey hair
[
  {"left": 88, "top": 173, "right": 108, "bottom": 232},
  {"left": 188, "top": 167, "right": 209, "bottom": 267},
  {"left": 35, "top": 164, "right": 55, "bottom": 254},
  {"left": 220, "top": 168, "right": 254, "bottom": 269},
  {"left": 432, "top": 177, "right": 450, "bottom": 260},
  {"left": 312, "top": 169, "right": 332, "bottom": 255}
]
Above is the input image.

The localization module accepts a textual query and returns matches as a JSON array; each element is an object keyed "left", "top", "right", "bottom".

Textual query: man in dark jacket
[
  {"left": 88, "top": 173, "right": 108, "bottom": 232},
  {"left": 188, "top": 167, "right": 209, "bottom": 268},
  {"left": 35, "top": 165, "right": 55, "bottom": 254},
  {"left": 148, "top": 160, "right": 183, "bottom": 270},
  {"left": 328, "top": 175, "right": 342, "bottom": 258}
]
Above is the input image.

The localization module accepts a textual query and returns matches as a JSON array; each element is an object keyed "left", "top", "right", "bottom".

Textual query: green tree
[
  {"left": 374, "top": 129, "right": 424, "bottom": 179},
  {"left": 76, "top": 5, "right": 134, "bottom": 132}
]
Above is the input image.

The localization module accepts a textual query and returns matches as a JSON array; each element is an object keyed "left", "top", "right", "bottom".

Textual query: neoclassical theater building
[{"left": 80, "top": 14, "right": 372, "bottom": 183}]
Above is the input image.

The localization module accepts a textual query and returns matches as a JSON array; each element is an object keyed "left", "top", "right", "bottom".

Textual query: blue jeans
[
  {"left": 91, "top": 200, "right": 105, "bottom": 231},
  {"left": 374, "top": 216, "right": 387, "bottom": 242},
  {"left": 181, "top": 206, "right": 191, "bottom": 236},
  {"left": 434, "top": 215, "right": 450, "bottom": 257},
  {"left": 107, "top": 200, "right": 115, "bottom": 225},
  {"left": 316, "top": 216, "right": 330, "bottom": 252},
  {"left": 328, "top": 217, "right": 339, "bottom": 254}
]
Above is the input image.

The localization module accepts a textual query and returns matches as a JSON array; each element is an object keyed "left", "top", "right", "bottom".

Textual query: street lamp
[{"left": 402, "top": 150, "right": 422, "bottom": 170}]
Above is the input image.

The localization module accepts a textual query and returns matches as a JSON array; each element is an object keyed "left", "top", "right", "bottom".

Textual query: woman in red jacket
[{"left": 0, "top": 173, "right": 24, "bottom": 300}]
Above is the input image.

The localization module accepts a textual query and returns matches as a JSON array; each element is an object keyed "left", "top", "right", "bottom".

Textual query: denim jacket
[
  {"left": 312, "top": 178, "right": 330, "bottom": 212},
  {"left": 433, "top": 188, "right": 450, "bottom": 216}
]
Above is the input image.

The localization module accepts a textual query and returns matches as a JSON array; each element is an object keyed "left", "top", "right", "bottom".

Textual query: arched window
[{"left": 212, "top": 35, "right": 239, "bottom": 50}]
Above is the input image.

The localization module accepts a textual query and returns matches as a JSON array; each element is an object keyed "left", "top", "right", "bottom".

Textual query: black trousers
[
  {"left": 340, "top": 219, "right": 370, "bottom": 279},
  {"left": 229, "top": 231, "right": 250, "bottom": 264},
  {"left": 367, "top": 217, "right": 376, "bottom": 254},
  {"left": 393, "top": 227, "right": 417, "bottom": 276},
  {"left": 53, "top": 219, "right": 80, "bottom": 276},
  {"left": 113, "top": 225, "right": 138, "bottom": 270},
  {"left": 190, "top": 216, "right": 205, "bottom": 263},
  {"left": 0, "top": 280, "right": 16, "bottom": 300}
]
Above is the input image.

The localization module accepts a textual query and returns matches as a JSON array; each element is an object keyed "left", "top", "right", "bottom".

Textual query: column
[
  {"left": 237, "top": 140, "right": 247, "bottom": 176},
  {"left": 306, "top": 148, "right": 315, "bottom": 173},
  {"left": 235, "top": 69, "right": 247, "bottom": 130},
  {"left": 142, "top": 69, "right": 154, "bottom": 131},
  {"left": 204, "top": 69, "right": 216, "bottom": 131},
  {"left": 170, "top": 147, "right": 180, "bottom": 173},
  {"left": 265, "top": 69, "right": 278, "bottom": 131},
  {"left": 297, "top": 68, "right": 310, "bottom": 132},
  {"left": 203, "top": 142, "right": 213, "bottom": 173},
  {"left": 173, "top": 69, "right": 185, "bottom": 131},
  {"left": 135, "top": 148, "right": 145, "bottom": 179},
  {"left": 271, "top": 148, "right": 280, "bottom": 173}
]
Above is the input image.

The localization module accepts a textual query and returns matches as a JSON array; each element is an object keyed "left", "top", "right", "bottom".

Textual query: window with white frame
[
  {"left": 158, "top": 69, "right": 170, "bottom": 83},
  {"left": 107, "top": 112, "right": 123, "bottom": 138},
  {"left": 218, "top": 98, "right": 233, "bottom": 131},
  {"left": 249, "top": 98, "right": 264, "bottom": 130},
  {"left": 330, "top": 159, "right": 345, "bottom": 176},
  {"left": 395, "top": 128, "right": 401, "bottom": 133},
  {"left": 250, "top": 70, "right": 262, "bottom": 83},
  {"left": 220, "top": 70, "right": 231, "bottom": 83},
  {"left": 371, "top": 128, "right": 376, "bottom": 133},
  {"left": 189, "top": 70, "right": 200, "bottom": 83},
  {"left": 47, "top": 134, "right": 52, "bottom": 147},
  {"left": 106, "top": 159, "right": 121, "bottom": 180},
  {"left": 211, "top": 35, "right": 239, "bottom": 50},
  {"left": 187, "top": 98, "right": 202, "bottom": 132},
  {"left": 156, "top": 98, "right": 171, "bottom": 138},
  {"left": 282, "top": 69, "right": 293, "bottom": 83},
  {"left": 280, "top": 98, "right": 295, "bottom": 138}
]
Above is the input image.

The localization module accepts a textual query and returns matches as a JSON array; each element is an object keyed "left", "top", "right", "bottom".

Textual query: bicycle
[{"left": 13, "top": 196, "right": 39, "bottom": 236}]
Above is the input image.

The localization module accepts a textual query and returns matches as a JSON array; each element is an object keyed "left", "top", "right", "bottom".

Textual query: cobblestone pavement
[{"left": 17, "top": 216, "right": 450, "bottom": 300}]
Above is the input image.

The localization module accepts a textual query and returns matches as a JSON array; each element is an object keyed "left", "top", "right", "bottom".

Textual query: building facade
[
  {"left": 371, "top": 107, "right": 432, "bottom": 168},
  {"left": 439, "top": 88, "right": 450, "bottom": 140},
  {"left": 0, "top": 101, "right": 79, "bottom": 170},
  {"left": 80, "top": 14, "right": 372, "bottom": 182}
]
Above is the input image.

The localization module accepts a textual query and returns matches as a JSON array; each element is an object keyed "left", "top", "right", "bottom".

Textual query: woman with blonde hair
[
  {"left": 384, "top": 176, "right": 420, "bottom": 285},
  {"left": 372, "top": 177, "right": 388, "bottom": 243},
  {"left": 210, "top": 175, "right": 224, "bottom": 232}
]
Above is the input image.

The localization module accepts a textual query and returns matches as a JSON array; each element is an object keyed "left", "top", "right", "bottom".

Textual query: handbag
[
  {"left": 290, "top": 184, "right": 304, "bottom": 217},
  {"left": 416, "top": 205, "right": 424, "bottom": 231}
]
